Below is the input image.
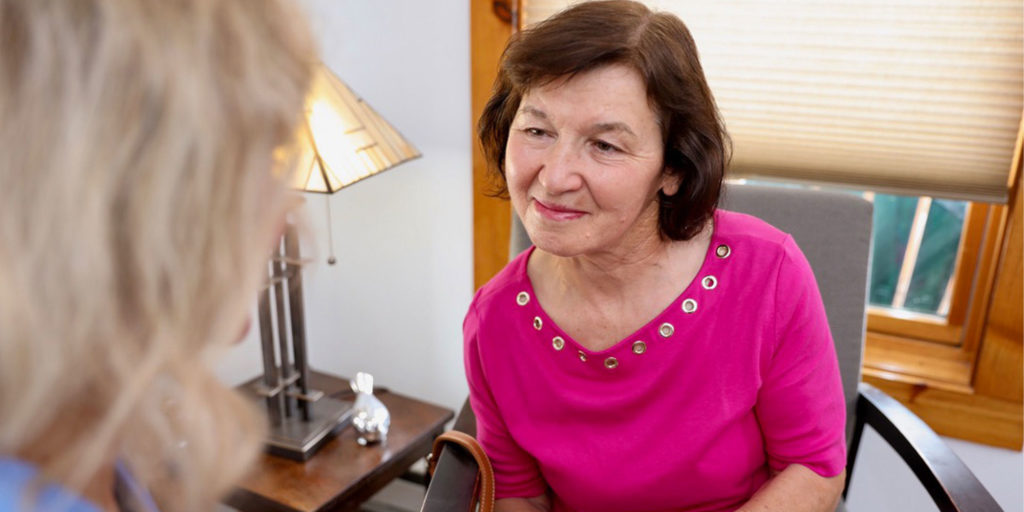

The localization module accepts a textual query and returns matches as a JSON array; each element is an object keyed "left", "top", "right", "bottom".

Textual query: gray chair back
[{"left": 509, "top": 183, "right": 874, "bottom": 439}]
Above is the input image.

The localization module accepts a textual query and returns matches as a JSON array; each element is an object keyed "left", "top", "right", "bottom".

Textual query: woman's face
[{"left": 505, "top": 64, "right": 678, "bottom": 258}]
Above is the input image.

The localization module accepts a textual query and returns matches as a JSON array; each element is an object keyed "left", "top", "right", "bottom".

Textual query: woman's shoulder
[
  {"left": 0, "top": 458, "right": 100, "bottom": 512},
  {"left": 714, "top": 209, "right": 805, "bottom": 258},
  {"left": 712, "top": 209, "right": 814, "bottom": 283},
  {"left": 715, "top": 209, "right": 790, "bottom": 244},
  {"left": 469, "top": 246, "right": 533, "bottom": 314}
]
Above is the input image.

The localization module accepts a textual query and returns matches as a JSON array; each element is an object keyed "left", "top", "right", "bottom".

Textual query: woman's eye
[
  {"left": 593, "top": 140, "right": 620, "bottom": 153},
  {"left": 524, "top": 128, "right": 546, "bottom": 137}
]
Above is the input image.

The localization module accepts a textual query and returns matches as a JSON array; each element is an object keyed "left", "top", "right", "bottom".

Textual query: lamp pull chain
[{"left": 325, "top": 196, "right": 337, "bottom": 265}]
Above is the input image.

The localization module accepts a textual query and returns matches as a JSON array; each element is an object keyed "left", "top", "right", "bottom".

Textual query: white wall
[
  {"left": 846, "top": 429, "right": 1024, "bottom": 512},
  {"left": 216, "top": 0, "right": 473, "bottom": 413}
]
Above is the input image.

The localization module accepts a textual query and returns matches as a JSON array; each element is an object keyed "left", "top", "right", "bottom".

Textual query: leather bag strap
[{"left": 429, "top": 430, "right": 495, "bottom": 512}]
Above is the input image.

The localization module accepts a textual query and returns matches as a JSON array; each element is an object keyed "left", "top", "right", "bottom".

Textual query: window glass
[
  {"left": 905, "top": 199, "right": 967, "bottom": 314},
  {"left": 869, "top": 195, "right": 917, "bottom": 307},
  {"left": 869, "top": 194, "right": 968, "bottom": 317}
]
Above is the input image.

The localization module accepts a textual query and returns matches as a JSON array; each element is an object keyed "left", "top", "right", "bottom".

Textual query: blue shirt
[{"left": 0, "top": 458, "right": 100, "bottom": 512}]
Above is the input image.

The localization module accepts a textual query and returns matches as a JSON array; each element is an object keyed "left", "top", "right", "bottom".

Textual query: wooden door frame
[{"left": 471, "top": 0, "right": 518, "bottom": 289}]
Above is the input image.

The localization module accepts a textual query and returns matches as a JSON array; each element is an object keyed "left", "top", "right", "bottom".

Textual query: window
[
  {"left": 869, "top": 195, "right": 967, "bottom": 318},
  {"left": 864, "top": 195, "right": 984, "bottom": 348}
]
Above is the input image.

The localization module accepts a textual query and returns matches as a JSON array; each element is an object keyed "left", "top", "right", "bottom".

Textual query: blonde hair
[{"left": 0, "top": 0, "right": 316, "bottom": 509}]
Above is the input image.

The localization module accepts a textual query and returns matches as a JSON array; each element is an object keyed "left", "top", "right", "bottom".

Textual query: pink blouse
[{"left": 463, "top": 210, "right": 846, "bottom": 512}]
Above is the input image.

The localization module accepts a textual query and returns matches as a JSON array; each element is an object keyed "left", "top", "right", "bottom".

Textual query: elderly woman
[
  {"left": 466, "top": 1, "right": 846, "bottom": 511},
  {"left": 0, "top": 0, "right": 314, "bottom": 510}
]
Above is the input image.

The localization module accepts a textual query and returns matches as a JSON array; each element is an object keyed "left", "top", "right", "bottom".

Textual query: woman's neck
[
  {"left": 563, "top": 238, "right": 674, "bottom": 297},
  {"left": 540, "top": 220, "right": 712, "bottom": 302},
  {"left": 528, "top": 222, "right": 712, "bottom": 351}
]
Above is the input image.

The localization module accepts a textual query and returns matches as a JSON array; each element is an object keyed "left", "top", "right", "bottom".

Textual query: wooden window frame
[
  {"left": 862, "top": 134, "right": 1022, "bottom": 448},
  {"left": 865, "top": 200, "right": 990, "bottom": 347},
  {"left": 469, "top": 0, "right": 1023, "bottom": 449},
  {"left": 864, "top": 201, "right": 1007, "bottom": 386}
]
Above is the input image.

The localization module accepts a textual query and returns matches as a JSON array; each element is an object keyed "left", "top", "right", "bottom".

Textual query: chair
[{"left": 421, "top": 183, "right": 1001, "bottom": 512}]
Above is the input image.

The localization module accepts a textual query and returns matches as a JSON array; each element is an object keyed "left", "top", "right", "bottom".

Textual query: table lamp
[{"left": 243, "top": 64, "right": 420, "bottom": 461}]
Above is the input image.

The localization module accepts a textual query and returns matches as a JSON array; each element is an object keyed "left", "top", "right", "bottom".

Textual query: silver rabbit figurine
[{"left": 350, "top": 372, "right": 390, "bottom": 446}]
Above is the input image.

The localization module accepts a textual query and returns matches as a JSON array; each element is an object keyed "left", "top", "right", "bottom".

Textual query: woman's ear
[{"left": 660, "top": 169, "right": 682, "bottom": 197}]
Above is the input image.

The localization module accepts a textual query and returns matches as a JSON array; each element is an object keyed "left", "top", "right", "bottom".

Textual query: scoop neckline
[{"left": 517, "top": 210, "right": 723, "bottom": 357}]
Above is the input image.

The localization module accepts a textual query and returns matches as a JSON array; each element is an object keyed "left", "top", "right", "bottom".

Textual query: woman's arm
[
  {"left": 495, "top": 495, "right": 552, "bottom": 512},
  {"left": 465, "top": 303, "right": 551, "bottom": 508},
  {"left": 736, "top": 465, "right": 845, "bottom": 512},
  {"left": 747, "top": 239, "right": 847, "bottom": 512}
]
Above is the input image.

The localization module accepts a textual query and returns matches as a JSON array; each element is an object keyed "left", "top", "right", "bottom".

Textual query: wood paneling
[
  {"left": 946, "top": 203, "right": 992, "bottom": 326},
  {"left": 974, "top": 172, "right": 1023, "bottom": 403},
  {"left": 960, "top": 203, "right": 1012, "bottom": 358},
  {"left": 471, "top": 0, "right": 514, "bottom": 289},
  {"left": 864, "top": 375, "right": 1022, "bottom": 449},
  {"left": 863, "top": 333, "right": 974, "bottom": 392},
  {"left": 866, "top": 312, "right": 963, "bottom": 346}
]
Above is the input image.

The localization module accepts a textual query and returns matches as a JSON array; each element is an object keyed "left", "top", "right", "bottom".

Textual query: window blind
[{"left": 521, "top": 0, "right": 1023, "bottom": 203}]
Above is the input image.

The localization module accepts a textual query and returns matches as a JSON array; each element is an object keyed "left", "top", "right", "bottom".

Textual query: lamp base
[
  {"left": 264, "top": 396, "right": 353, "bottom": 461},
  {"left": 239, "top": 377, "right": 353, "bottom": 461}
]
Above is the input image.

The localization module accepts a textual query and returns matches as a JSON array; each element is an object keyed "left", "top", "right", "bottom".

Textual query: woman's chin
[
  {"left": 523, "top": 215, "right": 606, "bottom": 258},
  {"left": 529, "top": 235, "right": 588, "bottom": 258}
]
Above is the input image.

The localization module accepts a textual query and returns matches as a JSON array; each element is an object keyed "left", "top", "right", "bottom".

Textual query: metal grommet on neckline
[
  {"left": 658, "top": 322, "right": 675, "bottom": 338},
  {"left": 533, "top": 316, "right": 543, "bottom": 330},
  {"left": 604, "top": 357, "right": 618, "bottom": 369},
  {"left": 701, "top": 275, "right": 717, "bottom": 290},
  {"left": 715, "top": 244, "right": 731, "bottom": 258},
  {"left": 516, "top": 291, "right": 530, "bottom": 306},
  {"left": 552, "top": 336, "right": 565, "bottom": 351},
  {"left": 681, "top": 298, "right": 698, "bottom": 314},
  {"left": 578, "top": 350, "right": 588, "bottom": 362},
  {"left": 632, "top": 341, "right": 647, "bottom": 354}
]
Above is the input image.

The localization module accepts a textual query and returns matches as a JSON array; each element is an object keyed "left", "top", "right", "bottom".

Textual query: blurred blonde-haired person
[{"left": 0, "top": 0, "right": 316, "bottom": 510}]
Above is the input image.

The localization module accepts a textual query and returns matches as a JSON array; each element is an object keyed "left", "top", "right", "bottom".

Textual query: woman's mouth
[{"left": 533, "top": 199, "right": 586, "bottom": 221}]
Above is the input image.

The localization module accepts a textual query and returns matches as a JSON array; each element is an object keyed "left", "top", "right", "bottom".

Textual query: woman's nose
[{"left": 537, "top": 143, "right": 583, "bottom": 194}]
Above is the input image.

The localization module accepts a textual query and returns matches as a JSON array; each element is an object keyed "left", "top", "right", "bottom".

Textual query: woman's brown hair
[{"left": 478, "top": 0, "right": 729, "bottom": 241}]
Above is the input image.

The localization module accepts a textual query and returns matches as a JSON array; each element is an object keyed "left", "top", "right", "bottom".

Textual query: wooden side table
[{"left": 226, "top": 371, "right": 454, "bottom": 512}]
